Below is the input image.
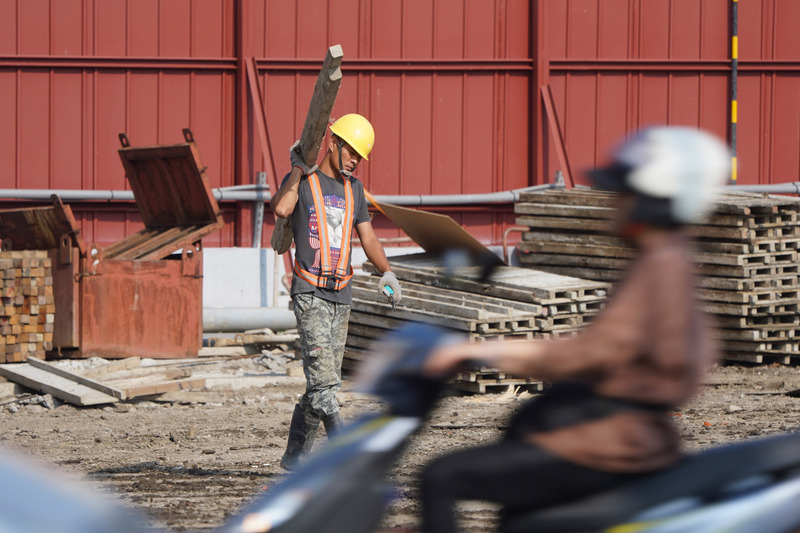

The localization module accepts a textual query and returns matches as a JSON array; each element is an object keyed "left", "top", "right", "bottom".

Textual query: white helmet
[{"left": 591, "top": 126, "right": 730, "bottom": 224}]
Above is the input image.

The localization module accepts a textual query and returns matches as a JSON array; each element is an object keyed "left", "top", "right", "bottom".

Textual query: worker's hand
[
  {"left": 379, "top": 271, "right": 401, "bottom": 304},
  {"left": 289, "top": 140, "right": 318, "bottom": 175}
]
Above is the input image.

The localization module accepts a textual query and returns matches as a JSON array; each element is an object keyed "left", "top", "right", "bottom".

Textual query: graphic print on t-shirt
[{"left": 307, "top": 194, "right": 346, "bottom": 273}]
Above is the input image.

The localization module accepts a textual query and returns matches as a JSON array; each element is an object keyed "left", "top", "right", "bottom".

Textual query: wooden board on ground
[{"left": 0, "top": 363, "right": 119, "bottom": 406}]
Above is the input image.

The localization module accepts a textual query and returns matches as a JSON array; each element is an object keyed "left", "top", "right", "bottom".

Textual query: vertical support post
[
  {"left": 730, "top": 0, "right": 739, "bottom": 184},
  {"left": 234, "top": 0, "right": 253, "bottom": 247},
  {"left": 252, "top": 171, "right": 267, "bottom": 247},
  {"left": 532, "top": 0, "right": 550, "bottom": 186}
]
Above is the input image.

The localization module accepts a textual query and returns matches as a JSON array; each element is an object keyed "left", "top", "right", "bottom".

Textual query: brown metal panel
[
  {"left": 671, "top": 0, "right": 702, "bottom": 59},
  {"left": 774, "top": 0, "right": 800, "bottom": 60},
  {"left": 17, "top": 0, "right": 49, "bottom": 55},
  {"left": 52, "top": 71, "right": 84, "bottom": 190},
  {"left": 128, "top": 0, "right": 160, "bottom": 56},
  {"left": 372, "top": 1, "right": 402, "bottom": 58},
  {"left": 403, "top": 0, "right": 434, "bottom": 57},
  {"left": 51, "top": 247, "right": 80, "bottom": 349},
  {"left": 0, "top": 198, "right": 85, "bottom": 253},
  {"left": 464, "top": 0, "right": 496, "bottom": 59},
  {"left": 0, "top": 0, "right": 16, "bottom": 53},
  {"left": 463, "top": 74, "right": 496, "bottom": 193},
  {"left": 639, "top": 1, "right": 670, "bottom": 58},
  {"left": 433, "top": 0, "right": 465, "bottom": 58},
  {"left": 770, "top": 74, "right": 800, "bottom": 183},
  {"left": 95, "top": 72, "right": 128, "bottom": 189},
  {"left": 432, "top": 74, "right": 464, "bottom": 194},
  {"left": 79, "top": 251, "right": 203, "bottom": 359},
  {"left": 597, "top": 0, "right": 630, "bottom": 59},
  {"left": 51, "top": 0, "right": 83, "bottom": 55},
  {"left": 567, "top": 0, "right": 599, "bottom": 59},
  {"left": 700, "top": 1, "right": 729, "bottom": 60},
  {"left": 18, "top": 70, "right": 49, "bottom": 189},
  {"left": 160, "top": 0, "right": 192, "bottom": 57},
  {"left": 398, "top": 73, "right": 433, "bottom": 195},
  {"left": 95, "top": 0, "right": 127, "bottom": 56},
  {"left": 669, "top": 74, "right": 702, "bottom": 125},
  {"left": 117, "top": 138, "right": 222, "bottom": 230},
  {"left": 0, "top": 70, "right": 15, "bottom": 187}
]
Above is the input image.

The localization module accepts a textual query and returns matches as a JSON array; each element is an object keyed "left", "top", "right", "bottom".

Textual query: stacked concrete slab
[
  {"left": 515, "top": 188, "right": 800, "bottom": 364},
  {"left": 345, "top": 254, "right": 610, "bottom": 392}
]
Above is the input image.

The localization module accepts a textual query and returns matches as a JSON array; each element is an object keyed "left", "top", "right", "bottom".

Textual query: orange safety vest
[{"left": 293, "top": 173, "right": 355, "bottom": 291}]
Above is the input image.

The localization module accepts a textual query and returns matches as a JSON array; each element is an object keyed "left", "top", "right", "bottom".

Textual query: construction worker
[
  {"left": 271, "top": 113, "right": 401, "bottom": 471},
  {"left": 419, "top": 126, "right": 730, "bottom": 533}
]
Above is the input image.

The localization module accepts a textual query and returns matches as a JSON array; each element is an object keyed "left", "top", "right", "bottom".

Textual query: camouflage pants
[{"left": 293, "top": 293, "right": 351, "bottom": 418}]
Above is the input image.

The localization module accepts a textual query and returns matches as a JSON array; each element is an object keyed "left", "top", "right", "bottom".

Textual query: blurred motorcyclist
[{"left": 421, "top": 126, "right": 731, "bottom": 533}]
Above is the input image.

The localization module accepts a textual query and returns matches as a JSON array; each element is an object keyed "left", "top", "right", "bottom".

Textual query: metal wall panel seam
[{"left": 0, "top": 57, "right": 237, "bottom": 69}]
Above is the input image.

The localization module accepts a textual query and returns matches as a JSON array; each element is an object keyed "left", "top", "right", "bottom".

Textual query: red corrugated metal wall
[
  {"left": 243, "top": 0, "right": 532, "bottom": 247},
  {"left": 2, "top": 0, "right": 800, "bottom": 249},
  {"left": 0, "top": 0, "right": 239, "bottom": 247},
  {"left": 539, "top": 0, "right": 800, "bottom": 188}
]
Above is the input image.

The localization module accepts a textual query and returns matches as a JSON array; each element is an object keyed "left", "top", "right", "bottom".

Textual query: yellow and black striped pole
[{"left": 731, "top": 0, "right": 738, "bottom": 184}]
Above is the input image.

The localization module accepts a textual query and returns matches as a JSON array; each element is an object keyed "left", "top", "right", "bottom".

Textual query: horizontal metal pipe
[
  {"left": 0, "top": 184, "right": 555, "bottom": 206},
  {"left": 203, "top": 307, "right": 297, "bottom": 333},
  {"left": 727, "top": 182, "right": 800, "bottom": 194},
  {"left": 3, "top": 182, "right": 797, "bottom": 207}
]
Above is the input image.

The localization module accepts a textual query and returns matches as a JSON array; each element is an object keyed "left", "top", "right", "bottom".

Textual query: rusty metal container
[{"left": 0, "top": 130, "right": 224, "bottom": 359}]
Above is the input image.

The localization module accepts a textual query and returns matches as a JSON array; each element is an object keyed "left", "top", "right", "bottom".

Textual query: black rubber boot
[
  {"left": 280, "top": 405, "right": 321, "bottom": 471},
  {"left": 322, "top": 411, "right": 344, "bottom": 438}
]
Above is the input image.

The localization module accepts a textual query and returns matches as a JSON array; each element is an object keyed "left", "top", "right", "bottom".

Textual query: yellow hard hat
[{"left": 330, "top": 114, "right": 375, "bottom": 160}]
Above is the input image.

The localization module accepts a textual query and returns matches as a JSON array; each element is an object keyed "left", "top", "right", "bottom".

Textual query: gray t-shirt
[{"left": 286, "top": 170, "right": 370, "bottom": 304}]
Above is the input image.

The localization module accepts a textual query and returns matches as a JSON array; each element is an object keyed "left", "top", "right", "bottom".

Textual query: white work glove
[
  {"left": 379, "top": 271, "right": 401, "bottom": 305},
  {"left": 289, "top": 140, "right": 318, "bottom": 175}
]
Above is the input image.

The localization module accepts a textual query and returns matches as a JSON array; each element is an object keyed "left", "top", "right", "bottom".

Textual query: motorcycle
[
  {"left": 3, "top": 322, "right": 800, "bottom": 532},
  {"left": 220, "top": 322, "right": 800, "bottom": 533}
]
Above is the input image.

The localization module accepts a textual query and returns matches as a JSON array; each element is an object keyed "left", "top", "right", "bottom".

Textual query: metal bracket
[
  {"left": 118, "top": 133, "right": 130, "bottom": 148},
  {"left": 182, "top": 128, "right": 194, "bottom": 143},
  {"left": 58, "top": 233, "right": 73, "bottom": 266}
]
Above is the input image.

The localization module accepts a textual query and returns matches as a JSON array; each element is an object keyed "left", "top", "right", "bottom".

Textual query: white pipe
[{"left": 203, "top": 307, "right": 296, "bottom": 333}]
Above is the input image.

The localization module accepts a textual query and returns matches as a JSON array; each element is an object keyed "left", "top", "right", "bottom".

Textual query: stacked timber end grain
[
  {"left": 346, "top": 254, "right": 610, "bottom": 393},
  {"left": 514, "top": 188, "right": 800, "bottom": 365},
  {"left": 0, "top": 251, "right": 55, "bottom": 362}
]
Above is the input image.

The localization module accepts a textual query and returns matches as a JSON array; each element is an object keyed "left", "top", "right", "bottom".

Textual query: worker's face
[{"left": 332, "top": 136, "right": 362, "bottom": 174}]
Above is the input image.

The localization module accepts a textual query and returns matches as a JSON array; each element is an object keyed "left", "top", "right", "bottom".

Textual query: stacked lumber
[
  {"left": 0, "top": 251, "right": 55, "bottom": 362},
  {"left": 345, "top": 254, "right": 610, "bottom": 393},
  {"left": 514, "top": 188, "right": 800, "bottom": 364}
]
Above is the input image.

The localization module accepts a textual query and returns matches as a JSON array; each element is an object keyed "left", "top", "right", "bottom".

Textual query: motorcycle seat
[{"left": 501, "top": 431, "right": 800, "bottom": 533}]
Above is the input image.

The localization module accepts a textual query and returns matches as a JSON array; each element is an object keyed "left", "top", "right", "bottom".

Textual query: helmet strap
[{"left": 337, "top": 138, "right": 357, "bottom": 179}]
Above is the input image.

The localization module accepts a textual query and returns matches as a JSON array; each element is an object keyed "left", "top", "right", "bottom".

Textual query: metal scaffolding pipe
[{"left": 203, "top": 307, "right": 296, "bottom": 333}]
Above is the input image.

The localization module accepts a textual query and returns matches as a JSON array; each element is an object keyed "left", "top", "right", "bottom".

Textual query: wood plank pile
[
  {"left": 0, "top": 251, "right": 55, "bottom": 362},
  {"left": 514, "top": 188, "right": 800, "bottom": 365},
  {"left": 0, "top": 356, "right": 206, "bottom": 406},
  {"left": 345, "top": 254, "right": 611, "bottom": 393}
]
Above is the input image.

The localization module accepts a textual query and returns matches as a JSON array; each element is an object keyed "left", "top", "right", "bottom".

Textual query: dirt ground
[{"left": 2, "top": 355, "right": 800, "bottom": 532}]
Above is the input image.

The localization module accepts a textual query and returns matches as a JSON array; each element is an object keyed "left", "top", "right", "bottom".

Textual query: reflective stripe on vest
[{"left": 294, "top": 173, "right": 355, "bottom": 291}]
